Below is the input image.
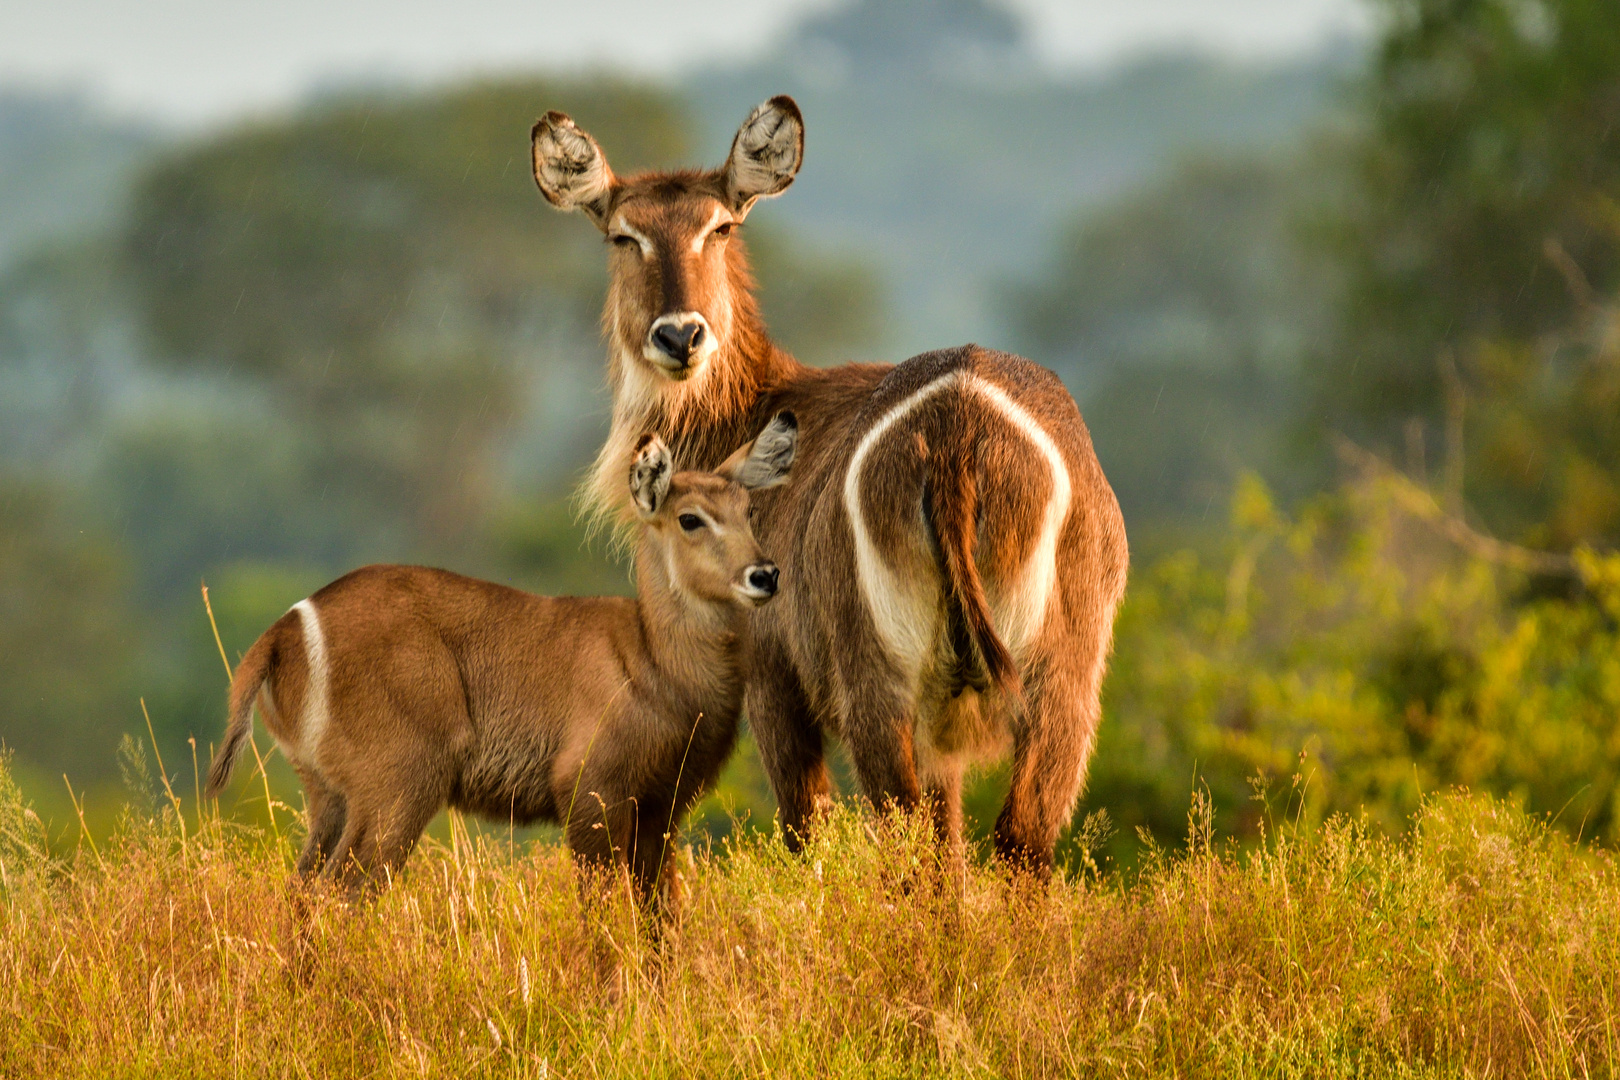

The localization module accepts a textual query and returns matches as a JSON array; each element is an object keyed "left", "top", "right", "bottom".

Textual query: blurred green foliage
[
  {"left": 1010, "top": 155, "right": 1333, "bottom": 552},
  {"left": 1087, "top": 474, "right": 1620, "bottom": 862},
  {"left": 0, "top": 475, "right": 136, "bottom": 772},
  {"left": 1003, "top": 0, "right": 1620, "bottom": 861},
  {"left": 1314, "top": 0, "right": 1620, "bottom": 549}
]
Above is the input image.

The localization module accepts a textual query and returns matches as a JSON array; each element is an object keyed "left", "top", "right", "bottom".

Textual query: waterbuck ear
[
  {"left": 719, "top": 412, "right": 798, "bottom": 491},
  {"left": 722, "top": 96, "right": 803, "bottom": 216},
  {"left": 531, "top": 111, "right": 615, "bottom": 228},
  {"left": 629, "top": 434, "right": 673, "bottom": 517}
]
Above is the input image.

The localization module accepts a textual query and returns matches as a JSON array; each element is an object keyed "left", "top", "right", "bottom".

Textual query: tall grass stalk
[{"left": 1, "top": 752, "right": 1615, "bottom": 1078}]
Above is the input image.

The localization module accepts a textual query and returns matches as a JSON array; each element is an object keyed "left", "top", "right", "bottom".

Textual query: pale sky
[{"left": 0, "top": 0, "right": 1370, "bottom": 126}]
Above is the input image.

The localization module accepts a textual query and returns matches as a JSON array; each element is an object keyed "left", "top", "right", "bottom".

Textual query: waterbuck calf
[
  {"left": 532, "top": 97, "right": 1129, "bottom": 875},
  {"left": 203, "top": 416, "right": 797, "bottom": 902}
]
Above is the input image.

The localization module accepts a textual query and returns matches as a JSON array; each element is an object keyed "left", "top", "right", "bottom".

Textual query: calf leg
[
  {"left": 293, "top": 767, "right": 347, "bottom": 878},
  {"left": 322, "top": 814, "right": 369, "bottom": 894},
  {"left": 324, "top": 785, "right": 441, "bottom": 895}
]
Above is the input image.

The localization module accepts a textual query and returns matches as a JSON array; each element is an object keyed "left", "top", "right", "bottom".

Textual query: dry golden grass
[{"left": 2, "top": 754, "right": 1617, "bottom": 1079}]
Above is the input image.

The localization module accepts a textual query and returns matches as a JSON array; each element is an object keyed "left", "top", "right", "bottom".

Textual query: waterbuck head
[
  {"left": 629, "top": 411, "right": 798, "bottom": 609},
  {"left": 532, "top": 96, "right": 803, "bottom": 388}
]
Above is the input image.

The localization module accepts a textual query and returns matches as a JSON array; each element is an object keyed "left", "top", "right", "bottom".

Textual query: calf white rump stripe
[
  {"left": 843, "top": 371, "right": 1073, "bottom": 675},
  {"left": 291, "top": 599, "right": 330, "bottom": 763}
]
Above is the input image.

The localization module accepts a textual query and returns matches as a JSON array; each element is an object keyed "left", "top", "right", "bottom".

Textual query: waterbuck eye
[
  {"left": 610, "top": 234, "right": 640, "bottom": 250},
  {"left": 711, "top": 222, "right": 736, "bottom": 240},
  {"left": 678, "top": 513, "right": 704, "bottom": 532}
]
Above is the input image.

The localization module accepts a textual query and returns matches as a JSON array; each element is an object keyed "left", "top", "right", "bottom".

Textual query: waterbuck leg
[
  {"left": 993, "top": 655, "right": 1102, "bottom": 877},
  {"left": 322, "top": 814, "right": 370, "bottom": 894},
  {"left": 922, "top": 764, "right": 965, "bottom": 864},
  {"left": 745, "top": 648, "right": 831, "bottom": 851},
  {"left": 565, "top": 792, "right": 636, "bottom": 879},
  {"left": 845, "top": 707, "right": 923, "bottom": 816}
]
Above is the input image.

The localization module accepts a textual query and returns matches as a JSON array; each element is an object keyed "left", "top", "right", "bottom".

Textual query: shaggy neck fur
[{"left": 584, "top": 237, "right": 801, "bottom": 541}]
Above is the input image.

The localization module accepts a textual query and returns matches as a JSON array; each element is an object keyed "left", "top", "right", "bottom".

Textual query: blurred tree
[
  {"left": 0, "top": 91, "right": 155, "bottom": 270},
  {"left": 1313, "top": 0, "right": 1620, "bottom": 547},
  {"left": 0, "top": 241, "right": 143, "bottom": 472},
  {"left": 0, "top": 474, "right": 138, "bottom": 784},
  {"left": 124, "top": 79, "right": 690, "bottom": 566},
  {"left": 747, "top": 224, "right": 886, "bottom": 367},
  {"left": 1016, "top": 156, "right": 1324, "bottom": 380},
  {"left": 1010, "top": 156, "right": 1331, "bottom": 548},
  {"left": 1461, "top": 295, "right": 1620, "bottom": 550}
]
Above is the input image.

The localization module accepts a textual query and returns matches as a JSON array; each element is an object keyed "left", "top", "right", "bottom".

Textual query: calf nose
[
  {"left": 748, "top": 565, "right": 779, "bottom": 596},
  {"left": 651, "top": 320, "right": 705, "bottom": 363}
]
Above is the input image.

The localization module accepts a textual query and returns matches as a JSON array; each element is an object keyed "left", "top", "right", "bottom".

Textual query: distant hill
[
  {"left": 0, "top": 92, "right": 157, "bottom": 271},
  {"left": 686, "top": 0, "right": 1353, "bottom": 360},
  {"left": 0, "top": 4, "right": 1353, "bottom": 364}
]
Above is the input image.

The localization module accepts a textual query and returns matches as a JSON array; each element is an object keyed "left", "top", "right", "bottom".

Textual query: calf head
[{"left": 629, "top": 412, "right": 797, "bottom": 607}]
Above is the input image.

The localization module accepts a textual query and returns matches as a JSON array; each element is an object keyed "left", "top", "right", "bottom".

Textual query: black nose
[
  {"left": 651, "top": 320, "right": 705, "bottom": 362},
  {"left": 748, "top": 565, "right": 779, "bottom": 596}
]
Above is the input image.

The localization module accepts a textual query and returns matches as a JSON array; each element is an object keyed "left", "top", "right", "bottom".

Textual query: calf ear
[
  {"left": 532, "top": 111, "right": 615, "bottom": 228},
  {"left": 629, "top": 434, "right": 673, "bottom": 517},
  {"left": 722, "top": 96, "right": 804, "bottom": 216},
  {"left": 720, "top": 412, "right": 798, "bottom": 490}
]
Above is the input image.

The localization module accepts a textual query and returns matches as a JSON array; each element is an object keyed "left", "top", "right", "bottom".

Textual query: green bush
[{"left": 1091, "top": 471, "right": 1620, "bottom": 856}]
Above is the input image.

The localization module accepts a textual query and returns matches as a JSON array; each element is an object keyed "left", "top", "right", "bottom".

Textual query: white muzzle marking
[{"left": 644, "top": 311, "right": 718, "bottom": 377}]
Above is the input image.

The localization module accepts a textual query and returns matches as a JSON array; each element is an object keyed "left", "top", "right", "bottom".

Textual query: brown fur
[
  {"left": 535, "top": 98, "right": 1129, "bottom": 875},
  {"left": 204, "top": 426, "right": 795, "bottom": 904}
]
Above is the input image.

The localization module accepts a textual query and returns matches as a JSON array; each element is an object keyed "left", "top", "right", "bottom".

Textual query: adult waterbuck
[
  {"left": 204, "top": 417, "right": 798, "bottom": 905},
  {"left": 532, "top": 97, "right": 1128, "bottom": 874}
]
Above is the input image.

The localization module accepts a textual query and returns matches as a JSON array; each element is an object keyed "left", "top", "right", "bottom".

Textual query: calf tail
[
  {"left": 204, "top": 631, "right": 275, "bottom": 798},
  {"left": 927, "top": 405, "right": 1023, "bottom": 702}
]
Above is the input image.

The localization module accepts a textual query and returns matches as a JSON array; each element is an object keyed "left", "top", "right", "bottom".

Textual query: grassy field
[{"left": 1, "top": 754, "right": 1617, "bottom": 1079}]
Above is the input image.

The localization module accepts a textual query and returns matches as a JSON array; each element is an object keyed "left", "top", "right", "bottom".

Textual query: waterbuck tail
[
  {"left": 928, "top": 405, "right": 1023, "bottom": 702},
  {"left": 204, "top": 630, "right": 275, "bottom": 798}
]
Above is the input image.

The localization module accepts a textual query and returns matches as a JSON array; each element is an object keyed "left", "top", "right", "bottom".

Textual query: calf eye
[{"left": 678, "top": 513, "right": 704, "bottom": 532}]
